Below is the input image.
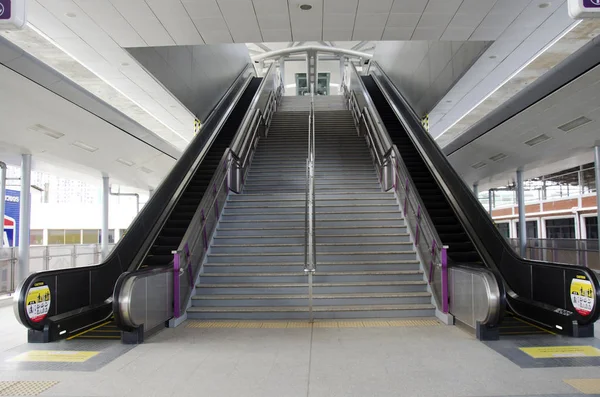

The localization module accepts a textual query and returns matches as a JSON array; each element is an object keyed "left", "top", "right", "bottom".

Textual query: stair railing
[
  {"left": 305, "top": 89, "right": 317, "bottom": 321},
  {"left": 341, "top": 63, "right": 503, "bottom": 330}
]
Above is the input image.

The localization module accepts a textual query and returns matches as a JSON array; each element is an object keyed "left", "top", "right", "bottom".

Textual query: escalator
[
  {"left": 360, "top": 72, "right": 600, "bottom": 336},
  {"left": 15, "top": 68, "right": 263, "bottom": 343}
]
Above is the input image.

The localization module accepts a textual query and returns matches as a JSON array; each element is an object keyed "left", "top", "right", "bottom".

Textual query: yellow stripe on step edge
[{"left": 67, "top": 321, "right": 113, "bottom": 340}]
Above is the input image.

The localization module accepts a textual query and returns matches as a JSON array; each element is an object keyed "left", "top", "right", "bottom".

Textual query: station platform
[{"left": 1, "top": 305, "right": 600, "bottom": 397}]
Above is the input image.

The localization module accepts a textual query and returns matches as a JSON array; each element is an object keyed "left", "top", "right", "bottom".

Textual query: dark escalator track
[
  {"left": 69, "top": 77, "right": 263, "bottom": 341},
  {"left": 142, "top": 77, "right": 263, "bottom": 268},
  {"left": 362, "top": 76, "right": 482, "bottom": 267}
]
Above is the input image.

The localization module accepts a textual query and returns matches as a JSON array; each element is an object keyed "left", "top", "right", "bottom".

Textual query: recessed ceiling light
[
  {"left": 446, "top": 100, "right": 452, "bottom": 103},
  {"left": 489, "top": 153, "right": 508, "bottom": 162},
  {"left": 471, "top": 161, "right": 487, "bottom": 170},
  {"left": 71, "top": 141, "right": 98, "bottom": 152},
  {"left": 116, "top": 158, "right": 135, "bottom": 167},
  {"left": 557, "top": 116, "right": 592, "bottom": 132},
  {"left": 28, "top": 124, "right": 65, "bottom": 139},
  {"left": 538, "top": 2, "right": 550, "bottom": 8},
  {"left": 300, "top": 4, "right": 312, "bottom": 10},
  {"left": 489, "top": 55, "right": 497, "bottom": 59},
  {"left": 66, "top": 12, "right": 77, "bottom": 18},
  {"left": 140, "top": 167, "right": 153, "bottom": 174},
  {"left": 121, "top": 62, "right": 129, "bottom": 67},
  {"left": 524, "top": 134, "right": 552, "bottom": 147}
]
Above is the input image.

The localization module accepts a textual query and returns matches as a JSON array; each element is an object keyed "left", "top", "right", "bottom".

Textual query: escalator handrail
[
  {"left": 344, "top": 64, "right": 504, "bottom": 324},
  {"left": 230, "top": 63, "right": 275, "bottom": 163},
  {"left": 13, "top": 64, "right": 256, "bottom": 333},
  {"left": 368, "top": 60, "right": 600, "bottom": 326}
]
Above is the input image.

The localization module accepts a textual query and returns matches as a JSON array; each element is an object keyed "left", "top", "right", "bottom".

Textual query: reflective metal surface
[{"left": 449, "top": 266, "right": 502, "bottom": 327}]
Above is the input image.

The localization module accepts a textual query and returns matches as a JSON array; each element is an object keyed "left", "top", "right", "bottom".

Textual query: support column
[
  {"left": 595, "top": 145, "right": 600, "bottom": 249},
  {"left": 17, "top": 154, "right": 31, "bottom": 285},
  {"left": 279, "top": 56, "right": 285, "bottom": 93},
  {"left": 306, "top": 50, "right": 318, "bottom": 94},
  {"left": 0, "top": 162, "right": 6, "bottom": 248},
  {"left": 148, "top": 188, "right": 154, "bottom": 199},
  {"left": 516, "top": 170, "right": 527, "bottom": 257},
  {"left": 488, "top": 190, "right": 493, "bottom": 216},
  {"left": 101, "top": 175, "right": 109, "bottom": 260},
  {"left": 339, "top": 56, "right": 346, "bottom": 93},
  {"left": 473, "top": 183, "right": 478, "bottom": 197}
]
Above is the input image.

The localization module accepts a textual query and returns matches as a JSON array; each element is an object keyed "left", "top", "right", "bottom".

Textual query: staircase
[
  {"left": 188, "top": 111, "right": 310, "bottom": 319},
  {"left": 311, "top": 106, "right": 434, "bottom": 318},
  {"left": 188, "top": 96, "right": 435, "bottom": 320}
]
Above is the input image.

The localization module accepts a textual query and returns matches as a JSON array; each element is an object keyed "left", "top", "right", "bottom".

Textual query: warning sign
[
  {"left": 570, "top": 276, "right": 595, "bottom": 316},
  {"left": 25, "top": 282, "right": 51, "bottom": 323},
  {"left": 520, "top": 346, "right": 600, "bottom": 359}
]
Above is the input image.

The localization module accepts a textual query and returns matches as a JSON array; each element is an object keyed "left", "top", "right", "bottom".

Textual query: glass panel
[
  {"left": 30, "top": 230, "right": 43, "bottom": 245},
  {"left": 98, "top": 229, "right": 115, "bottom": 244},
  {"left": 82, "top": 229, "right": 99, "bottom": 244},
  {"left": 47, "top": 229, "right": 65, "bottom": 245},
  {"left": 64, "top": 229, "right": 81, "bottom": 244},
  {"left": 545, "top": 218, "right": 576, "bottom": 239},
  {"left": 585, "top": 217, "right": 598, "bottom": 239},
  {"left": 496, "top": 223, "right": 510, "bottom": 238},
  {"left": 516, "top": 221, "right": 538, "bottom": 238}
]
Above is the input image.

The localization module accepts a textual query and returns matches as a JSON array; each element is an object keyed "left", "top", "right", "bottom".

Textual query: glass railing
[
  {"left": 0, "top": 243, "right": 116, "bottom": 295},
  {"left": 509, "top": 238, "right": 599, "bottom": 272}
]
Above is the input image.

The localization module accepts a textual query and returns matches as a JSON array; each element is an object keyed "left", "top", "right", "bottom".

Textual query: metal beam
[
  {"left": 255, "top": 43, "right": 272, "bottom": 52},
  {"left": 351, "top": 41, "right": 368, "bottom": 51},
  {"left": 287, "top": 42, "right": 295, "bottom": 48},
  {"left": 252, "top": 45, "right": 373, "bottom": 61},
  {"left": 516, "top": 170, "right": 527, "bottom": 257}
]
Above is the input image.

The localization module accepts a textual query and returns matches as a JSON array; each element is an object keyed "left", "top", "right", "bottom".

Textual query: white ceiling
[
  {"left": 18, "top": 0, "right": 542, "bottom": 45},
  {"left": 428, "top": 1, "right": 591, "bottom": 146},
  {"left": 449, "top": 63, "right": 600, "bottom": 191},
  {"left": 0, "top": 63, "right": 175, "bottom": 190}
]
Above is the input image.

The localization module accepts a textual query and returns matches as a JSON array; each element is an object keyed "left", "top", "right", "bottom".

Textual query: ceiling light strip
[
  {"left": 435, "top": 19, "right": 582, "bottom": 141},
  {"left": 27, "top": 24, "right": 191, "bottom": 144}
]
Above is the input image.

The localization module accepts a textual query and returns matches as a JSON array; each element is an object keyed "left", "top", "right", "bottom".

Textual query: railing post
[
  {"left": 43, "top": 246, "right": 49, "bottom": 271},
  {"left": 71, "top": 245, "right": 77, "bottom": 268},
  {"left": 415, "top": 205, "right": 421, "bottom": 245},
  {"left": 442, "top": 246, "right": 449, "bottom": 313},
  {"left": 173, "top": 251, "right": 181, "bottom": 318}
]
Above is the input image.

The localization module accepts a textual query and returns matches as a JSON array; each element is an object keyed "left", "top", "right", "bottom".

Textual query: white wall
[{"left": 282, "top": 58, "right": 342, "bottom": 96}]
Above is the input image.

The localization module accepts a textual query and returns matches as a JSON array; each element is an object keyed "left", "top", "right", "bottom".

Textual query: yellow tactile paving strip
[
  {"left": 0, "top": 381, "right": 59, "bottom": 396},
  {"left": 186, "top": 318, "right": 441, "bottom": 329},
  {"left": 564, "top": 379, "right": 600, "bottom": 394}
]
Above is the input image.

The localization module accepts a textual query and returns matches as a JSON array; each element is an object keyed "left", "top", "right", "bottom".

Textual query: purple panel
[
  {"left": 173, "top": 253, "right": 181, "bottom": 318},
  {"left": 584, "top": 0, "right": 600, "bottom": 8},
  {"left": 0, "top": 0, "right": 12, "bottom": 20},
  {"left": 184, "top": 243, "right": 193, "bottom": 287},
  {"left": 441, "top": 247, "right": 449, "bottom": 313}
]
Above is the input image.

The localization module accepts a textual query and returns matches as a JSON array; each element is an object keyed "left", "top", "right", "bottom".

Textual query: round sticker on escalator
[
  {"left": 570, "top": 276, "right": 595, "bottom": 316},
  {"left": 25, "top": 282, "right": 51, "bottom": 323}
]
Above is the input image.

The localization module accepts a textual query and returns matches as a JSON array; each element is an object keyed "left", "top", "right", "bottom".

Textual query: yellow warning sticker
[
  {"left": 520, "top": 346, "right": 600, "bottom": 359},
  {"left": 9, "top": 350, "right": 99, "bottom": 363}
]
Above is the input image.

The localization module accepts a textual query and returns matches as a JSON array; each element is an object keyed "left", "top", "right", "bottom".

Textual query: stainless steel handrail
[
  {"left": 304, "top": 90, "right": 316, "bottom": 322},
  {"left": 341, "top": 61, "right": 503, "bottom": 328}
]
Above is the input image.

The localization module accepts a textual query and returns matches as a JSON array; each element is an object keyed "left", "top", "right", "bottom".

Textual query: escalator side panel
[{"left": 16, "top": 72, "right": 261, "bottom": 341}]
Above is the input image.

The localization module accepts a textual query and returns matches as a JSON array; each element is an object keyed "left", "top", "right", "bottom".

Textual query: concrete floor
[{"left": 1, "top": 305, "right": 600, "bottom": 397}]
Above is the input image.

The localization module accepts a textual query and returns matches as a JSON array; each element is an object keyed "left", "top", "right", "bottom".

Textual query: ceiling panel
[
  {"left": 324, "top": 0, "right": 358, "bottom": 14},
  {"left": 257, "top": 15, "right": 291, "bottom": 30},
  {"left": 261, "top": 29, "right": 292, "bottom": 42},
  {"left": 181, "top": 0, "right": 223, "bottom": 19},
  {"left": 382, "top": 27, "right": 414, "bottom": 40},
  {"left": 253, "top": 0, "right": 289, "bottom": 15},
  {"left": 323, "top": 13, "right": 355, "bottom": 29},
  {"left": 323, "top": 28, "right": 353, "bottom": 41},
  {"left": 390, "top": 0, "right": 427, "bottom": 14},
  {"left": 386, "top": 13, "right": 420, "bottom": 28},
  {"left": 357, "top": 0, "right": 393, "bottom": 14},
  {"left": 109, "top": 0, "right": 175, "bottom": 46},
  {"left": 417, "top": 13, "right": 454, "bottom": 29},
  {"left": 145, "top": 0, "right": 204, "bottom": 45},
  {"left": 355, "top": 13, "right": 389, "bottom": 30},
  {"left": 441, "top": 27, "right": 474, "bottom": 41},
  {"left": 352, "top": 28, "right": 384, "bottom": 41},
  {"left": 412, "top": 27, "right": 445, "bottom": 40},
  {"left": 424, "top": 0, "right": 463, "bottom": 14},
  {"left": 74, "top": 0, "right": 146, "bottom": 47}
]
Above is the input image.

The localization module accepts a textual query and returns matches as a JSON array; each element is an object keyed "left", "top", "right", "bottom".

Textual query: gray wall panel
[
  {"left": 128, "top": 44, "right": 250, "bottom": 122},
  {"left": 372, "top": 41, "right": 491, "bottom": 118}
]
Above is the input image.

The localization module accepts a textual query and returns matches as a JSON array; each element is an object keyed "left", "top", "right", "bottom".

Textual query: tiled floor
[{"left": 1, "top": 305, "right": 600, "bottom": 397}]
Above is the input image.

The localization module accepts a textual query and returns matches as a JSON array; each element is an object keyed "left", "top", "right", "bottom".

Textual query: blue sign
[
  {"left": 584, "top": 0, "right": 600, "bottom": 7},
  {"left": 3, "top": 189, "right": 20, "bottom": 247},
  {"left": 0, "top": 0, "right": 11, "bottom": 20}
]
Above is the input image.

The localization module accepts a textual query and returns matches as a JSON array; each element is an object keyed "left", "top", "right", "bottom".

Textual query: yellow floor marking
[
  {"left": 8, "top": 350, "right": 99, "bottom": 363},
  {"left": 564, "top": 379, "right": 600, "bottom": 394},
  {"left": 520, "top": 346, "right": 600, "bottom": 359},
  {"left": 186, "top": 318, "right": 441, "bottom": 329},
  {"left": 66, "top": 321, "right": 112, "bottom": 340}
]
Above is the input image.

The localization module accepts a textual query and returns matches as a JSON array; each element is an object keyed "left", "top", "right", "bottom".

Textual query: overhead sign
[
  {"left": 0, "top": 0, "right": 26, "bottom": 29},
  {"left": 569, "top": 0, "right": 600, "bottom": 18},
  {"left": 3, "top": 189, "right": 20, "bottom": 247}
]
